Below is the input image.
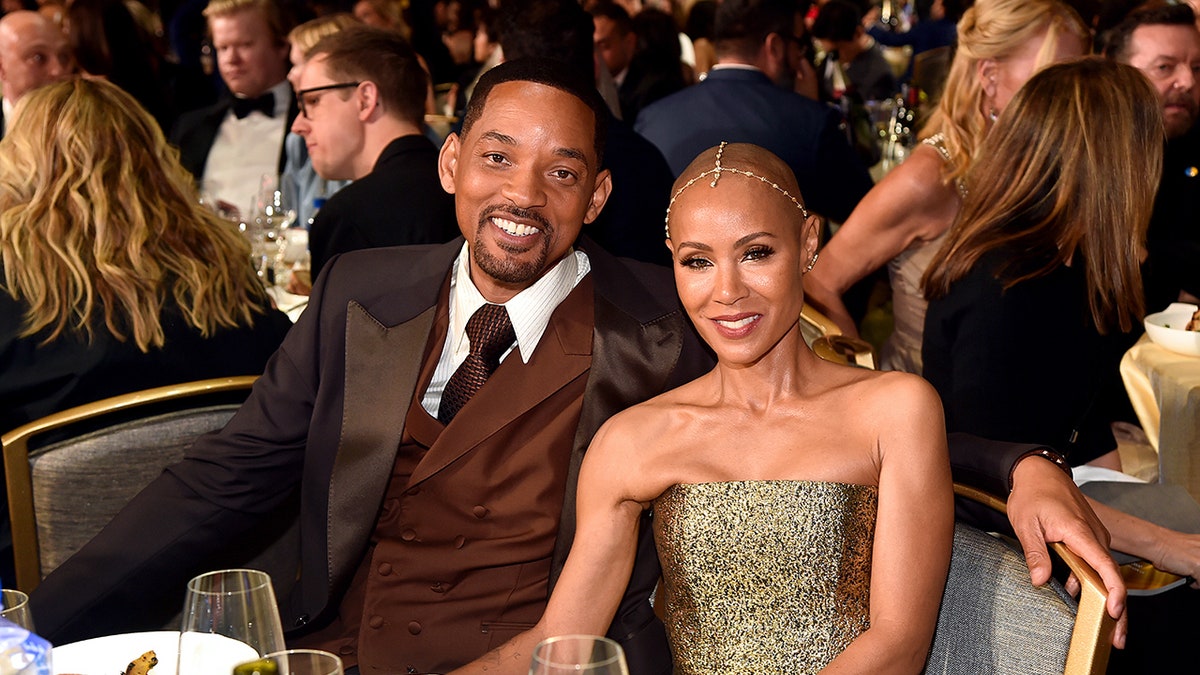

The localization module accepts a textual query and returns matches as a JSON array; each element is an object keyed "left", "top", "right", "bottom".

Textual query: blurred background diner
[{"left": 0, "top": 77, "right": 292, "bottom": 582}]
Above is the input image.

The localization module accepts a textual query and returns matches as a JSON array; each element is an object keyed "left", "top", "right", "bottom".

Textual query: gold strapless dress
[{"left": 652, "top": 481, "right": 878, "bottom": 674}]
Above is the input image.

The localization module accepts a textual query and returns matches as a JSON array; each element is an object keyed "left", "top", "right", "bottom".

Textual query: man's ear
[
  {"left": 437, "top": 132, "right": 460, "bottom": 194},
  {"left": 584, "top": 168, "right": 614, "bottom": 224},
  {"left": 358, "top": 81, "right": 380, "bottom": 121}
]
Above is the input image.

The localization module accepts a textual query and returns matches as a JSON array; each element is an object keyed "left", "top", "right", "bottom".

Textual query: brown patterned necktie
[{"left": 438, "top": 303, "right": 515, "bottom": 424}]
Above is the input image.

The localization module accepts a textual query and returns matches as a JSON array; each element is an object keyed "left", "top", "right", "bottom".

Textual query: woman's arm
[
  {"left": 449, "top": 418, "right": 650, "bottom": 674},
  {"left": 1087, "top": 497, "right": 1200, "bottom": 588},
  {"left": 804, "top": 145, "right": 960, "bottom": 336},
  {"left": 823, "top": 375, "right": 954, "bottom": 674}
]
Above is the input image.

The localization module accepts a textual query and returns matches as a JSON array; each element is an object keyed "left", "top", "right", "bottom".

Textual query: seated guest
[
  {"left": 923, "top": 56, "right": 1200, "bottom": 636},
  {"left": 812, "top": 0, "right": 900, "bottom": 101},
  {"left": 281, "top": 13, "right": 357, "bottom": 230},
  {"left": 28, "top": 59, "right": 1126, "bottom": 669},
  {"left": 0, "top": 78, "right": 292, "bottom": 580},
  {"left": 867, "top": 0, "right": 962, "bottom": 83},
  {"left": 0, "top": 77, "right": 292, "bottom": 434},
  {"left": 804, "top": 0, "right": 1088, "bottom": 373},
  {"left": 171, "top": 0, "right": 294, "bottom": 216},
  {"left": 291, "top": 25, "right": 458, "bottom": 282},
  {"left": 1099, "top": 2, "right": 1200, "bottom": 310},
  {"left": 0, "top": 9, "right": 73, "bottom": 137},
  {"left": 454, "top": 142, "right": 953, "bottom": 674}
]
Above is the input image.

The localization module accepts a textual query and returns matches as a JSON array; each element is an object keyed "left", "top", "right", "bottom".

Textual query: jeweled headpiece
[{"left": 664, "top": 141, "right": 810, "bottom": 239}]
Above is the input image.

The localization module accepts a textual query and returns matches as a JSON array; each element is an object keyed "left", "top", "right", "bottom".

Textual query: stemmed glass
[
  {"left": 528, "top": 635, "right": 629, "bottom": 675},
  {"left": 177, "top": 569, "right": 286, "bottom": 675},
  {"left": 234, "top": 649, "right": 344, "bottom": 675}
]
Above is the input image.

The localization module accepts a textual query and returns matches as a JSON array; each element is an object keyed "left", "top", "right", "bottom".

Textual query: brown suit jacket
[{"left": 31, "top": 237, "right": 713, "bottom": 673}]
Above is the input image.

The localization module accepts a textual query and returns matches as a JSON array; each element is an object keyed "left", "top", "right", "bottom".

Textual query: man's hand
[{"left": 1007, "top": 456, "right": 1127, "bottom": 648}]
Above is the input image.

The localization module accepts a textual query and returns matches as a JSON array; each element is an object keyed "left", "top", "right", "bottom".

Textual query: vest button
[
  {"left": 401, "top": 529, "right": 417, "bottom": 541},
  {"left": 408, "top": 620, "right": 422, "bottom": 635},
  {"left": 454, "top": 535, "right": 466, "bottom": 549},
  {"left": 472, "top": 505, "right": 488, "bottom": 518},
  {"left": 338, "top": 645, "right": 355, "bottom": 656},
  {"left": 378, "top": 562, "right": 393, "bottom": 576},
  {"left": 368, "top": 615, "right": 385, "bottom": 629},
  {"left": 430, "top": 582, "right": 445, "bottom": 593}
]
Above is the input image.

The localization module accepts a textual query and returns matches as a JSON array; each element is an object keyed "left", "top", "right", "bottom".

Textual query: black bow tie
[{"left": 231, "top": 92, "right": 275, "bottom": 119}]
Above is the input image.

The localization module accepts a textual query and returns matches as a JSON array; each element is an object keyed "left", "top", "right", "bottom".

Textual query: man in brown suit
[{"left": 30, "top": 58, "right": 1129, "bottom": 671}]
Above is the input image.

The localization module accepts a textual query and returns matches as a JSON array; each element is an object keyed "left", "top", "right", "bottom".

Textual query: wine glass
[
  {"left": 177, "top": 569, "right": 286, "bottom": 675},
  {"left": 0, "top": 589, "right": 33, "bottom": 630},
  {"left": 528, "top": 635, "right": 629, "bottom": 675},
  {"left": 234, "top": 649, "right": 344, "bottom": 675}
]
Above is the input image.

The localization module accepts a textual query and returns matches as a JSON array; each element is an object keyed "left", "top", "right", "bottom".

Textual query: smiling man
[{"left": 292, "top": 26, "right": 456, "bottom": 279}]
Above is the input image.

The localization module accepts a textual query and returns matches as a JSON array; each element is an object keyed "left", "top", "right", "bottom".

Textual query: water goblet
[
  {"left": 234, "top": 649, "right": 344, "bottom": 675},
  {"left": 177, "top": 569, "right": 286, "bottom": 675},
  {"left": 0, "top": 589, "right": 33, "bottom": 631},
  {"left": 528, "top": 635, "right": 629, "bottom": 675}
]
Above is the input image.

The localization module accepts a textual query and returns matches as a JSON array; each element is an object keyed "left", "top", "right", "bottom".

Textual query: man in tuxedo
[
  {"left": 0, "top": 10, "right": 72, "bottom": 137},
  {"left": 634, "top": 0, "right": 873, "bottom": 224},
  {"left": 292, "top": 26, "right": 458, "bottom": 281},
  {"left": 171, "top": 0, "right": 293, "bottom": 215},
  {"left": 31, "top": 59, "right": 1129, "bottom": 672}
]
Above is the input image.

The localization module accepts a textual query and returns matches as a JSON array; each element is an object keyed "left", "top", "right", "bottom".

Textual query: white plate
[
  {"left": 1144, "top": 302, "right": 1200, "bottom": 357},
  {"left": 53, "top": 630, "right": 258, "bottom": 675}
]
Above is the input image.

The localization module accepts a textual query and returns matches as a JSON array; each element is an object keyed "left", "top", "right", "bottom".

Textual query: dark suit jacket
[
  {"left": 169, "top": 93, "right": 298, "bottom": 181},
  {"left": 30, "top": 238, "right": 712, "bottom": 672},
  {"left": 308, "top": 135, "right": 458, "bottom": 279},
  {"left": 634, "top": 67, "right": 874, "bottom": 223}
]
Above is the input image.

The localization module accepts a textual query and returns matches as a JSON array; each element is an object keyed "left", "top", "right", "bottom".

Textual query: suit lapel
[
  {"left": 326, "top": 300, "right": 437, "bottom": 582},
  {"left": 408, "top": 278, "right": 595, "bottom": 487}
]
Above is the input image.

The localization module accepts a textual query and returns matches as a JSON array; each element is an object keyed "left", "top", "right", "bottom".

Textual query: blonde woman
[
  {"left": 803, "top": 0, "right": 1089, "bottom": 373},
  {"left": 0, "top": 78, "right": 291, "bottom": 435}
]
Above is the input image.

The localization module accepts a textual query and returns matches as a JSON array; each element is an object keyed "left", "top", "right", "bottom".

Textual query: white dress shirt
[
  {"left": 203, "top": 80, "right": 292, "bottom": 216},
  {"left": 421, "top": 243, "right": 591, "bottom": 417}
]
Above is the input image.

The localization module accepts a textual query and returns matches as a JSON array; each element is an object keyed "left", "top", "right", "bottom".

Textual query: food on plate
[
  {"left": 1187, "top": 308, "right": 1200, "bottom": 332},
  {"left": 122, "top": 650, "right": 158, "bottom": 675}
]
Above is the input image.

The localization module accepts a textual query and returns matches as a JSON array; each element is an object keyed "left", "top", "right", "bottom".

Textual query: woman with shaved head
[{"left": 453, "top": 142, "right": 953, "bottom": 673}]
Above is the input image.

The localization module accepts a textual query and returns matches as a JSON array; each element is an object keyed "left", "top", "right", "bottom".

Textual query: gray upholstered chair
[
  {"left": 925, "top": 484, "right": 1115, "bottom": 675},
  {"left": 1, "top": 376, "right": 270, "bottom": 592}
]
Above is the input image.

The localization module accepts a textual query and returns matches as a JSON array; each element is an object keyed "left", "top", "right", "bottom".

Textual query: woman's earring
[
  {"left": 988, "top": 107, "right": 999, "bottom": 122},
  {"left": 805, "top": 252, "right": 819, "bottom": 273}
]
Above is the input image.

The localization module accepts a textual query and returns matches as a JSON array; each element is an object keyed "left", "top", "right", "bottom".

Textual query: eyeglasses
[{"left": 295, "top": 82, "right": 361, "bottom": 119}]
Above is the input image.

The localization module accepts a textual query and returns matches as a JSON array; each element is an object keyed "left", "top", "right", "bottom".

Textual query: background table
[{"left": 1121, "top": 335, "right": 1200, "bottom": 501}]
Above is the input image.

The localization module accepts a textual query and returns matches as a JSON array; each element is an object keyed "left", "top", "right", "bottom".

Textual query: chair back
[
  {"left": 2, "top": 377, "right": 258, "bottom": 592},
  {"left": 924, "top": 484, "right": 1114, "bottom": 675},
  {"left": 800, "top": 304, "right": 876, "bottom": 368}
]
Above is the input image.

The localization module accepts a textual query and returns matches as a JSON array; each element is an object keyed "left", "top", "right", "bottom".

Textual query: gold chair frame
[
  {"left": 800, "top": 303, "right": 877, "bottom": 369},
  {"left": 1, "top": 376, "right": 258, "bottom": 592},
  {"left": 953, "top": 482, "right": 1114, "bottom": 675}
]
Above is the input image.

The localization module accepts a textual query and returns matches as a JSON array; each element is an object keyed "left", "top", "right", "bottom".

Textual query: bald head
[
  {"left": 0, "top": 10, "right": 72, "bottom": 104},
  {"left": 666, "top": 142, "right": 808, "bottom": 240}
]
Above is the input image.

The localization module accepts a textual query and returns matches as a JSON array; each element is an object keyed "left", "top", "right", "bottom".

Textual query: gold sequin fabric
[{"left": 652, "top": 481, "right": 878, "bottom": 674}]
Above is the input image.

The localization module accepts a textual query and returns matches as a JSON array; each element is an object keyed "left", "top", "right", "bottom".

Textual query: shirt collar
[{"left": 448, "top": 242, "right": 591, "bottom": 363}]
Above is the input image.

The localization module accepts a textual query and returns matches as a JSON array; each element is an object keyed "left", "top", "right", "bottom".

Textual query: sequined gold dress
[{"left": 652, "top": 480, "right": 878, "bottom": 674}]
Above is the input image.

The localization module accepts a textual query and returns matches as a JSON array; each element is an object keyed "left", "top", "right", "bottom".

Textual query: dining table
[{"left": 1120, "top": 334, "right": 1200, "bottom": 502}]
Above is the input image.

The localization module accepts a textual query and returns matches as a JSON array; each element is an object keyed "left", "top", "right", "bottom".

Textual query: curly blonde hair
[
  {"left": 0, "top": 78, "right": 271, "bottom": 352},
  {"left": 920, "top": 0, "right": 1089, "bottom": 186}
]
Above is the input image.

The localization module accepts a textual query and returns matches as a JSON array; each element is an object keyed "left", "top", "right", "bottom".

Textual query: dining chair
[
  {"left": 799, "top": 303, "right": 877, "bottom": 368},
  {"left": 1, "top": 376, "right": 271, "bottom": 593},
  {"left": 924, "top": 483, "right": 1115, "bottom": 675}
]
